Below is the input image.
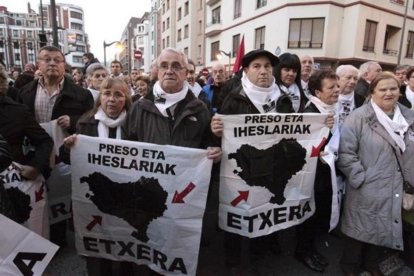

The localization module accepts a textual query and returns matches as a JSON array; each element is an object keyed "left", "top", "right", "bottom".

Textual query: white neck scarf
[
  {"left": 406, "top": 85, "right": 414, "bottom": 107},
  {"left": 94, "top": 107, "right": 127, "bottom": 139},
  {"left": 301, "top": 79, "right": 311, "bottom": 100},
  {"left": 336, "top": 92, "right": 355, "bottom": 126},
  {"left": 241, "top": 72, "right": 280, "bottom": 114},
  {"left": 279, "top": 83, "right": 301, "bottom": 112},
  {"left": 371, "top": 99, "right": 409, "bottom": 152},
  {"left": 153, "top": 81, "right": 189, "bottom": 117},
  {"left": 309, "top": 95, "right": 337, "bottom": 114},
  {"left": 189, "top": 82, "right": 203, "bottom": 98}
]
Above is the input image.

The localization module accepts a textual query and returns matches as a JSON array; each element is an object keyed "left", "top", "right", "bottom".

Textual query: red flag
[{"left": 232, "top": 35, "right": 245, "bottom": 73}]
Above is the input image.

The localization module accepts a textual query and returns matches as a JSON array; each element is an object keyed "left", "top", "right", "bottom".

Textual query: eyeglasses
[
  {"left": 187, "top": 70, "right": 195, "bottom": 74},
  {"left": 38, "top": 57, "right": 65, "bottom": 64},
  {"left": 158, "top": 62, "right": 185, "bottom": 72},
  {"left": 101, "top": 91, "right": 125, "bottom": 100}
]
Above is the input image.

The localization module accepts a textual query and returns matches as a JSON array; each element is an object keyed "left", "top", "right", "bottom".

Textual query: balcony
[
  {"left": 205, "top": 19, "right": 222, "bottom": 37},
  {"left": 383, "top": 48, "right": 398, "bottom": 56},
  {"left": 206, "top": 0, "right": 220, "bottom": 6}
]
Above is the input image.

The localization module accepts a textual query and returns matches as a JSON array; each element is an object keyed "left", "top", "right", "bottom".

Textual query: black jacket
[
  {"left": 398, "top": 85, "right": 412, "bottom": 109},
  {"left": 18, "top": 76, "right": 94, "bottom": 134},
  {"left": 0, "top": 95, "right": 53, "bottom": 176},
  {"left": 355, "top": 78, "right": 370, "bottom": 99},
  {"left": 123, "top": 90, "right": 212, "bottom": 149}
]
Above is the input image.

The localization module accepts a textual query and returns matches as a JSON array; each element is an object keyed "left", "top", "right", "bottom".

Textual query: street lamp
[
  {"left": 217, "top": 49, "right": 231, "bottom": 77},
  {"left": 103, "top": 40, "right": 122, "bottom": 67}
]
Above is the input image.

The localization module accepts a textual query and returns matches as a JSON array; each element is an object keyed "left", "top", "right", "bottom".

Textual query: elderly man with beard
[{"left": 336, "top": 65, "right": 365, "bottom": 127}]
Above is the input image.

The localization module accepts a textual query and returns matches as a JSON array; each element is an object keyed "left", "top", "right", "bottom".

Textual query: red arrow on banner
[
  {"left": 86, "top": 215, "right": 102, "bottom": 231},
  {"left": 231, "top": 191, "right": 249, "bottom": 207},
  {"left": 310, "top": 137, "right": 327, "bottom": 157},
  {"left": 35, "top": 183, "right": 44, "bottom": 202},
  {"left": 172, "top": 182, "right": 196, "bottom": 203}
]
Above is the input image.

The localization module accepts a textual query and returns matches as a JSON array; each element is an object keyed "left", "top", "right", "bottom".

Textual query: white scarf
[
  {"left": 94, "top": 107, "right": 127, "bottom": 139},
  {"left": 241, "top": 72, "right": 280, "bottom": 113},
  {"left": 301, "top": 79, "right": 311, "bottom": 100},
  {"left": 336, "top": 92, "right": 355, "bottom": 126},
  {"left": 189, "top": 82, "right": 203, "bottom": 98},
  {"left": 308, "top": 95, "right": 337, "bottom": 114},
  {"left": 153, "top": 81, "right": 189, "bottom": 117},
  {"left": 371, "top": 99, "right": 408, "bottom": 152},
  {"left": 279, "top": 83, "right": 301, "bottom": 112},
  {"left": 406, "top": 85, "right": 414, "bottom": 107}
]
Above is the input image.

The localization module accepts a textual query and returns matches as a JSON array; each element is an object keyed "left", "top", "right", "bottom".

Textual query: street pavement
[{"left": 44, "top": 182, "right": 414, "bottom": 276}]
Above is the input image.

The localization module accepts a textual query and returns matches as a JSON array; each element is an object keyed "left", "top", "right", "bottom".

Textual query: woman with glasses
[{"left": 64, "top": 77, "right": 132, "bottom": 276}]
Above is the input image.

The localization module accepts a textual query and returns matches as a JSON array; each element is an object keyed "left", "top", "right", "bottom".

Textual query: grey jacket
[{"left": 338, "top": 102, "right": 414, "bottom": 250}]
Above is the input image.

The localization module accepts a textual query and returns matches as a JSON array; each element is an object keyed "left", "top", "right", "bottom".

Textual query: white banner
[
  {"left": 218, "top": 113, "right": 330, "bottom": 237},
  {"left": 40, "top": 120, "right": 72, "bottom": 225},
  {"left": 0, "top": 164, "right": 49, "bottom": 238},
  {"left": 0, "top": 214, "right": 58, "bottom": 276},
  {"left": 71, "top": 135, "right": 213, "bottom": 276}
]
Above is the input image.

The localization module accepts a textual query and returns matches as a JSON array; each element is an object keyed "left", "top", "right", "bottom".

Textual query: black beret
[{"left": 241, "top": 49, "right": 280, "bottom": 68}]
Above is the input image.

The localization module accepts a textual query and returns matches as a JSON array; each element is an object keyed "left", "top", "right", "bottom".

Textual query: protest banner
[
  {"left": 0, "top": 214, "right": 58, "bottom": 276},
  {"left": 0, "top": 163, "right": 48, "bottom": 238},
  {"left": 71, "top": 135, "right": 212, "bottom": 275},
  {"left": 40, "top": 120, "right": 72, "bottom": 225},
  {"left": 218, "top": 113, "right": 330, "bottom": 237}
]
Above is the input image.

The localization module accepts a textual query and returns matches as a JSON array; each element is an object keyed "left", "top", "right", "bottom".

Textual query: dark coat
[
  {"left": 0, "top": 95, "right": 53, "bottom": 176},
  {"left": 17, "top": 76, "right": 94, "bottom": 134},
  {"left": 398, "top": 85, "right": 412, "bottom": 109},
  {"left": 123, "top": 90, "right": 212, "bottom": 149},
  {"left": 0, "top": 134, "right": 11, "bottom": 172},
  {"left": 354, "top": 92, "right": 365, "bottom": 108},
  {"left": 355, "top": 78, "right": 370, "bottom": 99}
]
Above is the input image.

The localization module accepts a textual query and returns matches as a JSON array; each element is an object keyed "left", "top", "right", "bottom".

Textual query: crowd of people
[{"left": 1, "top": 44, "right": 414, "bottom": 276}]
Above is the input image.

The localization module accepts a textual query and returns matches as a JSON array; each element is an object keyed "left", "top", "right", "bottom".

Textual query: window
[
  {"left": 177, "top": 29, "right": 182, "bottom": 41},
  {"left": 76, "top": 34, "right": 84, "bottom": 42},
  {"left": 70, "top": 11, "right": 83, "bottom": 20},
  {"left": 0, "top": 53, "right": 3, "bottom": 62},
  {"left": 211, "top": 41, "right": 220, "bottom": 61},
  {"left": 162, "top": 3, "right": 165, "bottom": 14},
  {"left": 185, "top": 1, "right": 189, "bottom": 16},
  {"left": 167, "top": 36, "right": 170, "bottom": 47},
  {"left": 288, "top": 18, "right": 325, "bottom": 48},
  {"left": 255, "top": 26, "right": 265, "bottom": 50},
  {"left": 13, "top": 30, "right": 19, "bottom": 37},
  {"left": 212, "top": 6, "right": 221, "bottom": 24},
  {"left": 198, "top": 20, "right": 202, "bottom": 34},
  {"left": 27, "top": 42, "right": 33, "bottom": 50},
  {"left": 71, "top": 22, "right": 83, "bottom": 30},
  {"left": 13, "top": 41, "right": 19, "bottom": 49},
  {"left": 178, "top": 7, "right": 182, "bottom": 20},
  {"left": 73, "top": 55, "right": 83, "bottom": 63},
  {"left": 256, "top": 0, "right": 267, "bottom": 9},
  {"left": 0, "top": 17, "right": 4, "bottom": 24},
  {"left": 16, "top": 20, "right": 22, "bottom": 26},
  {"left": 167, "top": 0, "right": 170, "bottom": 10},
  {"left": 75, "top": 45, "right": 85, "bottom": 52},
  {"left": 363, "top": 20, "right": 377, "bottom": 52},
  {"left": 406, "top": 31, "right": 414, "bottom": 58},
  {"left": 162, "top": 38, "right": 165, "bottom": 49},
  {"left": 232, "top": 34, "right": 240, "bottom": 58},
  {"left": 0, "top": 41, "right": 3, "bottom": 48},
  {"left": 15, "top": 53, "right": 20, "bottom": 61},
  {"left": 184, "top": 24, "right": 189, "bottom": 38},
  {"left": 27, "top": 30, "right": 33, "bottom": 38},
  {"left": 184, "top": 47, "right": 188, "bottom": 56},
  {"left": 162, "top": 21, "right": 165, "bottom": 32},
  {"left": 28, "top": 53, "right": 34, "bottom": 62},
  {"left": 234, "top": 0, "right": 242, "bottom": 19},
  {"left": 167, "top": 18, "right": 170, "bottom": 29}
]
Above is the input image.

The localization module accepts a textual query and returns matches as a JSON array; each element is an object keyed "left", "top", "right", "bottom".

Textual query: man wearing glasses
[{"left": 17, "top": 45, "right": 93, "bottom": 247}]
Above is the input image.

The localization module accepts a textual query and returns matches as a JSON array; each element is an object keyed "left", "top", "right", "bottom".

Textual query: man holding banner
[{"left": 211, "top": 49, "right": 334, "bottom": 272}]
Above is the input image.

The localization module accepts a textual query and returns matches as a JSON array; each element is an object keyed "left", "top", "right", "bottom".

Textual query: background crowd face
[
  {"left": 371, "top": 78, "right": 399, "bottom": 113},
  {"left": 337, "top": 68, "right": 358, "bottom": 95},
  {"left": 212, "top": 64, "right": 225, "bottom": 85},
  {"left": 111, "top": 62, "right": 122, "bottom": 76},
  {"left": 300, "top": 56, "right": 314, "bottom": 79},
  {"left": 136, "top": 80, "right": 149, "bottom": 97},
  {"left": 157, "top": 50, "right": 187, "bottom": 93},
  {"left": 244, "top": 56, "right": 274, "bottom": 88},
  {"left": 407, "top": 71, "right": 414, "bottom": 91},
  {"left": 130, "top": 69, "right": 140, "bottom": 81},
  {"left": 316, "top": 78, "right": 340, "bottom": 105},
  {"left": 365, "top": 63, "right": 382, "bottom": 82},
  {"left": 395, "top": 68, "right": 408, "bottom": 84},
  {"left": 37, "top": 49, "right": 66, "bottom": 80},
  {"left": 280, "top": 67, "right": 298, "bottom": 87},
  {"left": 186, "top": 63, "right": 196, "bottom": 86},
  {"left": 89, "top": 69, "right": 108, "bottom": 90}
]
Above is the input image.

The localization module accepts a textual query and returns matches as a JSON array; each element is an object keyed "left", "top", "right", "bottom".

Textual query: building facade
[
  {"left": 0, "top": 2, "right": 89, "bottom": 73},
  {"left": 204, "top": 0, "right": 414, "bottom": 71}
]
